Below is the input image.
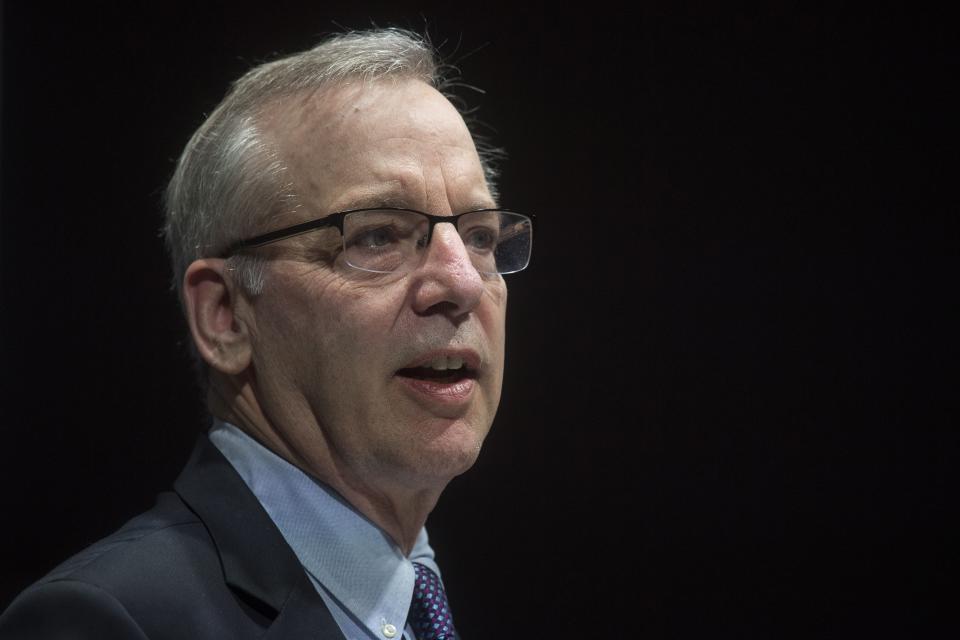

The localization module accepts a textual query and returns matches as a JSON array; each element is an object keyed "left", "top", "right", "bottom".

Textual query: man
[{"left": 0, "top": 28, "right": 532, "bottom": 639}]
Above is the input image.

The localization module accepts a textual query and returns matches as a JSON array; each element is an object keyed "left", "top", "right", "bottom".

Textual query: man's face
[{"left": 245, "top": 79, "right": 507, "bottom": 491}]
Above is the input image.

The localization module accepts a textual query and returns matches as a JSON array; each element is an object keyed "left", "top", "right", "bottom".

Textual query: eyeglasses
[{"left": 219, "top": 207, "right": 534, "bottom": 276}]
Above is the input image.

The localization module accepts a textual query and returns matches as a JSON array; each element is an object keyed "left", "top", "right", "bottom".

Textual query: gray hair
[{"left": 163, "top": 28, "right": 502, "bottom": 303}]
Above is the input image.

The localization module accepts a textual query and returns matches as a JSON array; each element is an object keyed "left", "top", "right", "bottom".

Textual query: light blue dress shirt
[{"left": 209, "top": 420, "right": 444, "bottom": 640}]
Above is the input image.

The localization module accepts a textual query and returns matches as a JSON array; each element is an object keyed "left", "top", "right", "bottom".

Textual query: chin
[{"left": 414, "top": 417, "right": 489, "bottom": 479}]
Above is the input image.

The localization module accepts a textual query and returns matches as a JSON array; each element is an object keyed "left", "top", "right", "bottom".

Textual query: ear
[{"left": 182, "top": 259, "right": 252, "bottom": 375}]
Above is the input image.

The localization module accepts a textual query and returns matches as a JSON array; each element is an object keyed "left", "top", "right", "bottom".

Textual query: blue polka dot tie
[{"left": 409, "top": 562, "right": 458, "bottom": 640}]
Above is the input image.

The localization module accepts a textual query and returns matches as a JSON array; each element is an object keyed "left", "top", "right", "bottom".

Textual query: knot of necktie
[{"left": 408, "top": 562, "right": 458, "bottom": 640}]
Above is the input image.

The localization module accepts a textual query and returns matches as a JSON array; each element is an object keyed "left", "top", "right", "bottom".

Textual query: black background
[{"left": 2, "top": 1, "right": 957, "bottom": 636}]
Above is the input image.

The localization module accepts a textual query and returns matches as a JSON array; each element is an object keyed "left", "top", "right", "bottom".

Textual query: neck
[{"left": 206, "top": 372, "right": 443, "bottom": 555}]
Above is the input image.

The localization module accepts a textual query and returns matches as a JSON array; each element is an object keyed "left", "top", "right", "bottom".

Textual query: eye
[
  {"left": 349, "top": 225, "right": 399, "bottom": 249},
  {"left": 462, "top": 225, "right": 499, "bottom": 251}
]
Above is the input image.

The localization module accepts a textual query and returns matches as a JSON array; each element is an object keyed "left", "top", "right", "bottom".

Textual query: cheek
[
  {"left": 482, "top": 284, "right": 508, "bottom": 345},
  {"left": 312, "top": 284, "right": 405, "bottom": 370},
  {"left": 248, "top": 270, "right": 343, "bottom": 366}
]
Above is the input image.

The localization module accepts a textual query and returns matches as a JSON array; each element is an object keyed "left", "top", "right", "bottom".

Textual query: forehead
[{"left": 261, "top": 79, "right": 491, "bottom": 214}]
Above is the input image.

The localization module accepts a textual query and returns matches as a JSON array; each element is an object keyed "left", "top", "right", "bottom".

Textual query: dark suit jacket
[{"left": 0, "top": 436, "right": 347, "bottom": 639}]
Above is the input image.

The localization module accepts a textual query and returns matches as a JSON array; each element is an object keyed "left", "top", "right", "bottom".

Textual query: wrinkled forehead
[{"left": 259, "top": 79, "right": 491, "bottom": 214}]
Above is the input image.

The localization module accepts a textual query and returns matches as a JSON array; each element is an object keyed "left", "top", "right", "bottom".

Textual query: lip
[
  {"left": 397, "top": 348, "right": 482, "bottom": 373},
  {"left": 396, "top": 376, "right": 477, "bottom": 411},
  {"left": 394, "top": 348, "right": 482, "bottom": 414}
]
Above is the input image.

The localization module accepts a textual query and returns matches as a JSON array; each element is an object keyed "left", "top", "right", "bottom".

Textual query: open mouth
[{"left": 396, "top": 355, "right": 478, "bottom": 384}]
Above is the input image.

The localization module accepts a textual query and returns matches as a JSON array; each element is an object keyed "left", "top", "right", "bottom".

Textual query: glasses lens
[
  {"left": 342, "top": 210, "right": 427, "bottom": 273},
  {"left": 341, "top": 209, "right": 532, "bottom": 275},
  {"left": 460, "top": 211, "right": 532, "bottom": 275}
]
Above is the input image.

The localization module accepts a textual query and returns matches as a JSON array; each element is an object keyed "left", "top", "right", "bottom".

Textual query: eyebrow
[
  {"left": 343, "top": 193, "right": 415, "bottom": 210},
  {"left": 338, "top": 194, "right": 498, "bottom": 214}
]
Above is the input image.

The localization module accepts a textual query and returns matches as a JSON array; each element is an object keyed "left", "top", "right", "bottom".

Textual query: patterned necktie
[{"left": 409, "top": 562, "right": 458, "bottom": 640}]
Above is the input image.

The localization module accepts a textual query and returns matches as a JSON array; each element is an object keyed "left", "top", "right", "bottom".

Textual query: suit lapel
[{"left": 174, "top": 435, "right": 345, "bottom": 638}]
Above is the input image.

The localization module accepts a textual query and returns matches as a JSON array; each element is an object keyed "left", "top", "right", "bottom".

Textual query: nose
[{"left": 410, "top": 222, "right": 485, "bottom": 319}]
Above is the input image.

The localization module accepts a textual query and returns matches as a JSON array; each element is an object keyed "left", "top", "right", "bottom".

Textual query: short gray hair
[{"left": 163, "top": 28, "right": 502, "bottom": 303}]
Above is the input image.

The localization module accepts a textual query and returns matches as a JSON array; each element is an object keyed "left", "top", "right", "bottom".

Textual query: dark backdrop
[{"left": 2, "top": 1, "right": 956, "bottom": 636}]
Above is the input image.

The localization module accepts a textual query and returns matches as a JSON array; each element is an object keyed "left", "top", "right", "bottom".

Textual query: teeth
[{"left": 428, "top": 356, "right": 464, "bottom": 371}]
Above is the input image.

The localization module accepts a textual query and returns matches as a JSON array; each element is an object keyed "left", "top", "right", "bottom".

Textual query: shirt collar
[{"left": 208, "top": 420, "right": 441, "bottom": 637}]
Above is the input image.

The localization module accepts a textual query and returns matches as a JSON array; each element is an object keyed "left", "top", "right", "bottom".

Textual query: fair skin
[{"left": 182, "top": 78, "right": 507, "bottom": 554}]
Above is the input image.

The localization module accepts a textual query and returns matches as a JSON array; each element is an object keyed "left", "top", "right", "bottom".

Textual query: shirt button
[{"left": 382, "top": 623, "right": 398, "bottom": 638}]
